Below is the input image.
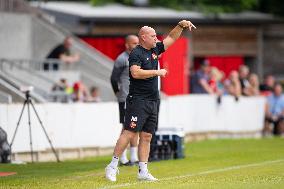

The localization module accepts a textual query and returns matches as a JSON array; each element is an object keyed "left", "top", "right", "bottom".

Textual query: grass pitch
[{"left": 0, "top": 137, "right": 283, "bottom": 189}]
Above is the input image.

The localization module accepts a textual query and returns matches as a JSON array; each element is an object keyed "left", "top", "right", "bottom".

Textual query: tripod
[{"left": 10, "top": 91, "right": 60, "bottom": 162}]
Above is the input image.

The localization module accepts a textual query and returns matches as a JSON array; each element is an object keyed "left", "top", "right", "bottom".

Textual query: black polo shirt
[
  {"left": 47, "top": 44, "right": 70, "bottom": 59},
  {"left": 128, "top": 42, "right": 165, "bottom": 100}
]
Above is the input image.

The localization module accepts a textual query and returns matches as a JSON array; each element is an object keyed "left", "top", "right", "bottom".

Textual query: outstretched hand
[{"left": 178, "top": 20, "right": 197, "bottom": 31}]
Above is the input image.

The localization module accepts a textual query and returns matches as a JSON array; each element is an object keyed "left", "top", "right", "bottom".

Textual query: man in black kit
[
  {"left": 106, "top": 20, "right": 196, "bottom": 182},
  {"left": 45, "top": 37, "right": 80, "bottom": 71}
]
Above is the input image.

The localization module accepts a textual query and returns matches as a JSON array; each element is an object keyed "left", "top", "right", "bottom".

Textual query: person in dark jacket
[
  {"left": 110, "top": 35, "right": 139, "bottom": 166},
  {"left": 45, "top": 37, "right": 80, "bottom": 71}
]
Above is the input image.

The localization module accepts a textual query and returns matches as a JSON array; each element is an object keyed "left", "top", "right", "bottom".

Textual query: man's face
[
  {"left": 144, "top": 29, "right": 157, "bottom": 48},
  {"left": 230, "top": 71, "right": 239, "bottom": 81},
  {"left": 202, "top": 65, "right": 210, "bottom": 74},
  {"left": 274, "top": 85, "right": 283, "bottom": 96},
  {"left": 126, "top": 37, "right": 139, "bottom": 52},
  {"left": 64, "top": 38, "right": 72, "bottom": 48},
  {"left": 239, "top": 67, "right": 249, "bottom": 78},
  {"left": 266, "top": 76, "right": 275, "bottom": 87}
]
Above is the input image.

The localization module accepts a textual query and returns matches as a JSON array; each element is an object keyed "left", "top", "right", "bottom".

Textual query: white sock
[
  {"left": 139, "top": 162, "right": 148, "bottom": 173},
  {"left": 120, "top": 149, "right": 129, "bottom": 164},
  {"left": 130, "top": 147, "right": 138, "bottom": 162},
  {"left": 109, "top": 156, "right": 119, "bottom": 168}
]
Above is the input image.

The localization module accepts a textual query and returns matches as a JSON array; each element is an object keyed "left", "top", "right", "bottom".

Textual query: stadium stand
[{"left": 0, "top": 0, "right": 115, "bottom": 103}]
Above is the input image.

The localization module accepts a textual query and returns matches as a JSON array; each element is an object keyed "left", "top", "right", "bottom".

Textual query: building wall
[
  {"left": 263, "top": 24, "right": 284, "bottom": 79},
  {"left": 82, "top": 22, "right": 284, "bottom": 80},
  {"left": 192, "top": 25, "right": 258, "bottom": 56},
  {"left": 0, "top": 13, "right": 65, "bottom": 60},
  {"left": 0, "top": 13, "right": 32, "bottom": 59},
  {"left": 31, "top": 16, "right": 65, "bottom": 60}
]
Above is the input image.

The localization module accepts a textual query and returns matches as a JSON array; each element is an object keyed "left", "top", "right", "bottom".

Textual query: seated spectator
[
  {"left": 72, "top": 81, "right": 88, "bottom": 102},
  {"left": 238, "top": 65, "right": 251, "bottom": 96},
  {"left": 51, "top": 78, "right": 73, "bottom": 102},
  {"left": 209, "top": 67, "right": 224, "bottom": 95},
  {"left": 52, "top": 78, "right": 69, "bottom": 92},
  {"left": 263, "top": 83, "right": 284, "bottom": 136},
  {"left": 87, "top": 86, "right": 101, "bottom": 102},
  {"left": 190, "top": 59, "right": 214, "bottom": 94},
  {"left": 45, "top": 36, "right": 80, "bottom": 71},
  {"left": 224, "top": 70, "right": 242, "bottom": 98},
  {"left": 248, "top": 73, "right": 260, "bottom": 96},
  {"left": 260, "top": 75, "right": 275, "bottom": 96}
]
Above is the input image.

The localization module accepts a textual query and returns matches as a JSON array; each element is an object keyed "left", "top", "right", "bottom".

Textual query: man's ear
[
  {"left": 125, "top": 43, "right": 129, "bottom": 49},
  {"left": 141, "top": 35, "right": 145, "bottom": 42}
]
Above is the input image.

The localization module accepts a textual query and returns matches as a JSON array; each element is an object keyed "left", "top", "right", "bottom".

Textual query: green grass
[{"left": 0, "top": 137, "right": 283, "bottom": 189}]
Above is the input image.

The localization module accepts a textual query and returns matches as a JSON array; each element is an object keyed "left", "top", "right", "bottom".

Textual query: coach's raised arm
[{"left": 163, "top": 20, "right": 196, "bottom": 50}]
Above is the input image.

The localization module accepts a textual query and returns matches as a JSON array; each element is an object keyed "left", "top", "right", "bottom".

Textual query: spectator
[
  {"left": 260, "top": 75, "right": 275, "bottom": 96},
  {"left": 51, "top": 78, "right": 73, "bottom": 102},
  {"left": 248, "top": 73, "right": 260, "bottom": 96},
  {"left": 190, "top": 59, "right": 214, "bottom": 94},
  {"left": 263, "top": 83, "right": 284, "bottom": 136},
  {"left": 224, "top": 70, "right": 242, "bottom": 98},
  {"left": 238, "top": 65, "right": 251, "bottom": 96},
  {"left": 52, "top": 78, "right": 68, "bottom": 92},
  {"left": 87, "top": 86, "right": 101, "bottom": 102},
  {"left": 45, "top": 37, "right": 80, "bottom": 71},
  {"left": 209, "top": 67, "right": 224, "bottom": 95},
  {"left": 72, "top": 81, "right": 88, "bottom": 102}
]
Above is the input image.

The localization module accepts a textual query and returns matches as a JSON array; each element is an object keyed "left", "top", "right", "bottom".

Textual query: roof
[{"left": 31, "top": 1, "right": 279, "bottom": 24}]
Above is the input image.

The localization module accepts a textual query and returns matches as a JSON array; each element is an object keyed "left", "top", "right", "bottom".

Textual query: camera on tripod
[{"left": 10, "top": 85, "right": 60, "bottom": 162}]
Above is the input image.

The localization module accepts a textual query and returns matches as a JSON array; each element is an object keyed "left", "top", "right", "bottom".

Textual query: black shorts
[
  {"left": 118, "top": 102, "right": 126, "bottom": 124},
  {"left": 124, "top": 96, "right": 159, "bottom": 134},
  {"left": 265, "top": 116, "right": 284, "bottom": 125},
  {"left": 265, "top": 116, "right": 284, "bottom": 135}
]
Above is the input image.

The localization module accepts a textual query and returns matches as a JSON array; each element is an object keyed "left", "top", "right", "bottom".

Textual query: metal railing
[
  {"left": 0, "top": 58, "right": 64, "bottom": 102},
  {"left": 0, "top": 90, "right": 12, "bottom": 103},
  {"left": 0, "top": 58, "right": 91, "bottom": 103}
]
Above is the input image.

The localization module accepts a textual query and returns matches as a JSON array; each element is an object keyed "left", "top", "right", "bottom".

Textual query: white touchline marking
[{"left": 99, "top": 159, "right": 284, "bottom": 189}]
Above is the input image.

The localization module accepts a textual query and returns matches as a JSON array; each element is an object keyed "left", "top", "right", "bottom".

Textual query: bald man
[
  {"left": 110, "top": 35, "right": 139, "bottom": 166},
  {"left": 106, "top": 20, "right": 196, "bottom": 182},
  {"left": 45, "top": 37, "right": 80, "bottom": 71}
]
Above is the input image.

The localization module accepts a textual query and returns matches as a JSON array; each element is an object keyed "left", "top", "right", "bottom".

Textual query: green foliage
[
  {"left": 88, "top": 0, "right": 284, "bottom": 17},
  {"left": 259, "top": 0, "right": 284, "bottom": 17},
  {"left": 90, "top": 0, "right": 132, "bottom": 6},
  {"left": 149, "top": 0, "right": 259, "bottom": 13}
]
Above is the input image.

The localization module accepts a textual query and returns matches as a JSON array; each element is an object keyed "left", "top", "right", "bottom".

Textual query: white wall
[
  {"left": 0, "top": 95, "right": 266, "bottom": 153},
  {"left": 159, "top": 95, "right": 265, "bottom": 133}
]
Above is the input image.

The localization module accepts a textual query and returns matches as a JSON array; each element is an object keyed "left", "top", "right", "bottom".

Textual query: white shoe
[
  {"left": 105, "top": 165, "right": 119, "bottom": 182},
  {"left": 137, "top": 171, "right": 158, "bottom": 181}
]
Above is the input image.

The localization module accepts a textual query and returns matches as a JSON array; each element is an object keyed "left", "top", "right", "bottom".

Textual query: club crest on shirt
[
  {"left": 152, "top": 53, "right": 157, "bottom": 60},
  {"left": 130, "top": 121, "right": 137, "bottom": 128}
]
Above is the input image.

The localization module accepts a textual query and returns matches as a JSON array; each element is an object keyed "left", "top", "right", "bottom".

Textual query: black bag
[{"left": 0, "top": 127, "right": 11, "bottom": 163}]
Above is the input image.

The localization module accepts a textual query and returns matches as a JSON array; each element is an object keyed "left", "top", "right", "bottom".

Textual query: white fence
[{"left": 0, "top": 95, "right": 266, "bottom": 153}]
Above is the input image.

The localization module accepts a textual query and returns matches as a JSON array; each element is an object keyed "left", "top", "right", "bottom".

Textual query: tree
[
  {"left": 54, "top": 0, "right": 284, "bottom": 17},
  {"left": 259, "top": 0, "right": 284, "bottom": 17}
]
